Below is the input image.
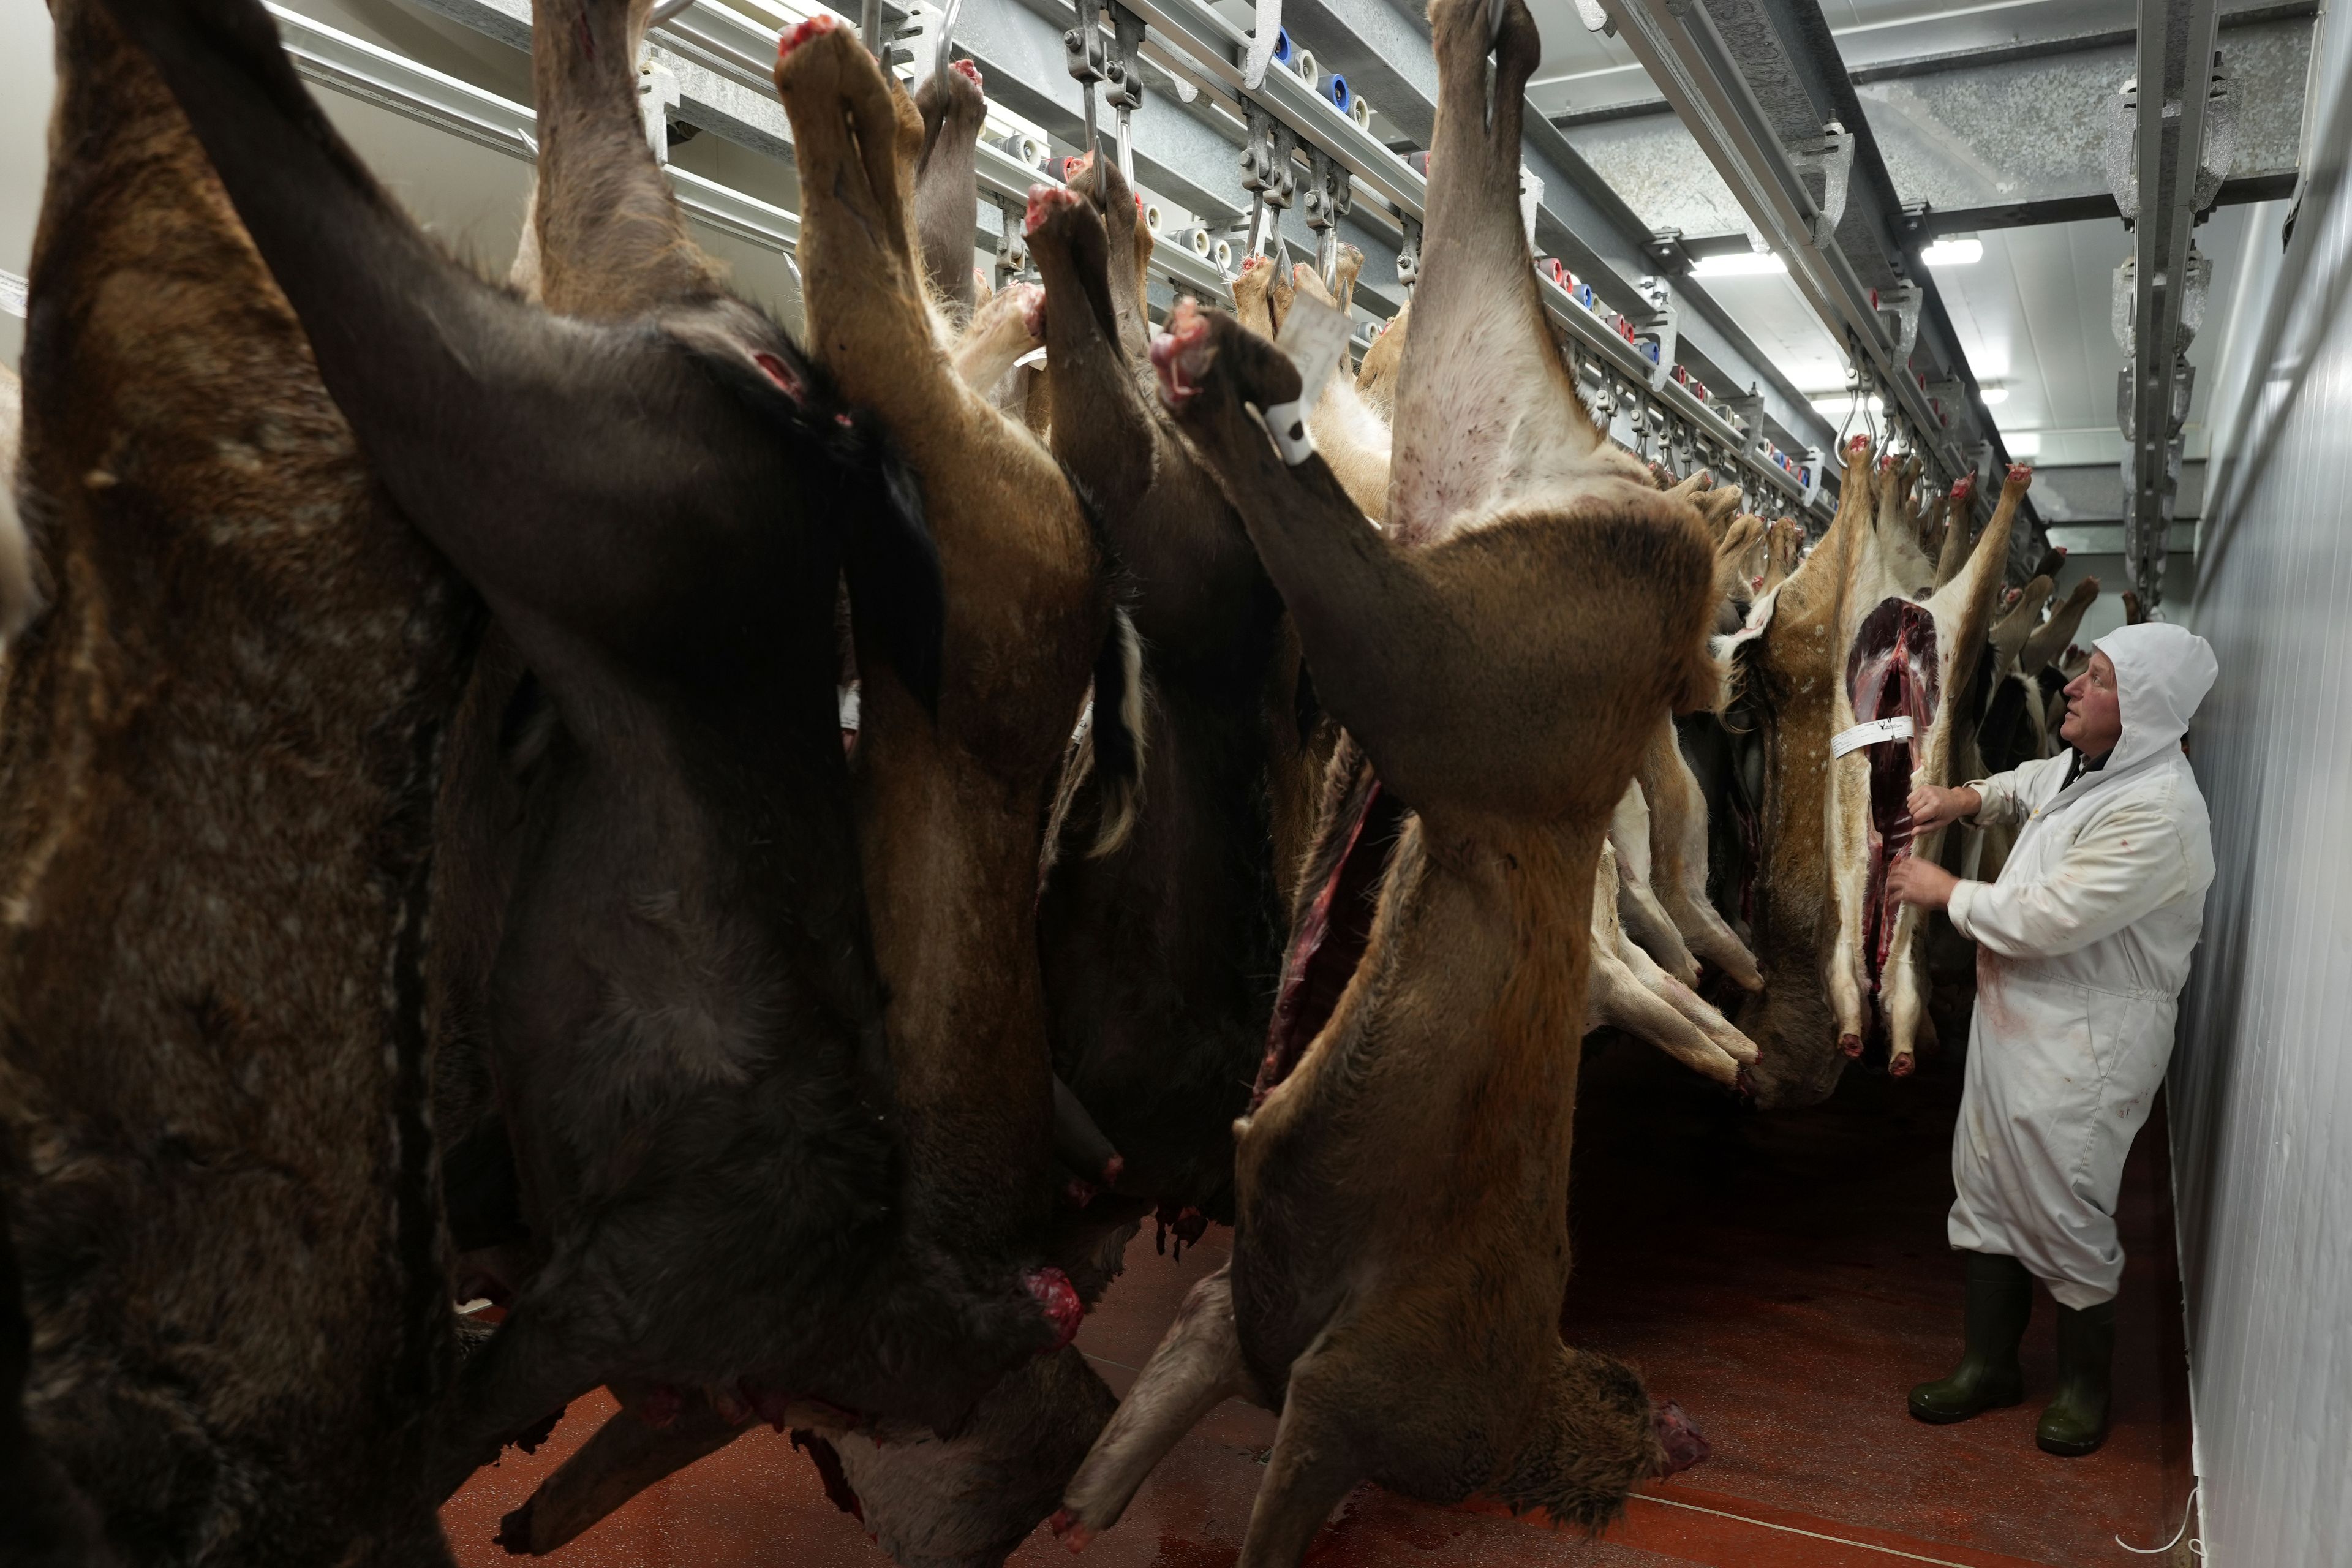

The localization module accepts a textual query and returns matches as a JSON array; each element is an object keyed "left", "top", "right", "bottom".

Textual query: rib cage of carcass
[{"left": 1728, "top": 439, "right": 2031, "bottom": 1103}]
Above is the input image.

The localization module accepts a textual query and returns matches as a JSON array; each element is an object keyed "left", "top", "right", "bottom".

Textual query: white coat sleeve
[
  {"left": 1960, "top": 767, "right": 2029, "bottom": 827},
  {"left": 1947, "top": 800, "right": 2193, "bottom": 959}
]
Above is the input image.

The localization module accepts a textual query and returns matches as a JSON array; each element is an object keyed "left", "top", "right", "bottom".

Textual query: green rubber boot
[
  {"left": 1909, "top": 1252, "right": 2033, "bottom": 1424},
  {"left": 2036, "top": 1297, "right": 2117, "bottom": 1457}
]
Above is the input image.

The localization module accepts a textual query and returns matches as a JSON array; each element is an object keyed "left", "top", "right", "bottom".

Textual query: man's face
[{"left": 2060, "top": 650, "right": 2123, "bottom": 755}]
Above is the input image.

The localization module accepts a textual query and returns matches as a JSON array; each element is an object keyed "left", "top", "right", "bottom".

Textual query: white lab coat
[{"left": 1943, "top": 623, "right": 2218, "bottom": 1308}]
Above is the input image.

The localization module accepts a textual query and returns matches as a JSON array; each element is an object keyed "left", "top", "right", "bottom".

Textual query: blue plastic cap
[
  {"left": 1326, "top": 74, "right": 1351, "bottom": 110},
  {"left": 1272, "top": 27, "right": 1292, "bottom": 61}
]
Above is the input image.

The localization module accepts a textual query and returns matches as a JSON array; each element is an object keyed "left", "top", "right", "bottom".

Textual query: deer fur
[
  {"left": 1732, "top": 441, "right": 2029, "bottom": 1102},
  {"left": 1286, "top": 260, "right": 1393, "bottom": 522},
  {"left": 85, "top": 0, "right": 1130, "bottom": 1520},
  {"left": 1024, "top": 162, "right": 1301, "bottom": 1223},
  {"left": 0, "top": 368, "right": 30, "bottom": 646},
  {"left": 1054, "top": 2, "right": 1715, "bottom": 1556},
  {"left": 0, "top": 4, "right": 478, "bottom": 1555},
  {"left": 1352, "top": 300, "right": 1406, "bottom": 420},
  {"left": 914, "top": 58, "right": 987, "bottom": 325}
]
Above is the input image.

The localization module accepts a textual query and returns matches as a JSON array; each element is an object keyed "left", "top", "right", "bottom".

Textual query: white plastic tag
[
  {"left": 1257, "top": 293, "right": 1349, "bottom": 466},
  {"left": 1830, "top": 715, "right": 1914, "bottom": 759},
  {"left": 1013, "top": 346, "right": 1048, "bottom": 369},
  {"left": 1275, "top": 292, "right": 1351, "bottom": 407},
  {"left": 1260, "top": 399, "right": 1314, "bottom": 464}
]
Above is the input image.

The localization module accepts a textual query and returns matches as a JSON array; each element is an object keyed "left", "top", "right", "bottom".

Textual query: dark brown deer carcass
[
  {"left": 86, "top": 0, "right": 1098, "bottom": 1517},
  {"left": 1052, "top": 0, "right": 1717, "bottom": 1555},
  {"left": 1024, "top": 158, "right": 1303, "bottom": 1228},
  {"left": 0, "top": 2, "right": 475, "bottom": 1554}
]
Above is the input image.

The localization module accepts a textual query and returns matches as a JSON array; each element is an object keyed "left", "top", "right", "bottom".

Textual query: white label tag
[
  {"left": 1012, "top": 346, "right": 1048, "bottom": 369},
  {"left": 1831, "top": 715, "right": 1915, "bottom": 759},
  {"left": 1259, "top": 398, "right": 1314, "bottom": 464},
  {"left": 1275, "top": 292, "right": 1351, "bottom": 409}
]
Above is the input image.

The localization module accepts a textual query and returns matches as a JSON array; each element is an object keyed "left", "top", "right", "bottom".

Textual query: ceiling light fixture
[
  {"left": 1691, "top": 249, "right": 1788, "bottom": 278},
  {"left": 1921, "top": 236, "right": 1983, "bottom": 266},
  {"left": 1978, "top": 386, "right": 2009, "bottom": 405}
]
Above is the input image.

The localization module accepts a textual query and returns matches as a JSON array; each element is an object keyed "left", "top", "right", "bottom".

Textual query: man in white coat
[{"left": 1888, "top": 620, "right": 2217, "bottom": 1457}]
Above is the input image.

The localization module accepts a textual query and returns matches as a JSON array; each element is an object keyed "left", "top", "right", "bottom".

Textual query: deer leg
[
  {"left": 1057, "top": 1267, "right": 1256, "bottom": 1544},
  {"left": 91, "top": 0, "right": 829, "bottom": 643},
  {"left": 1152, "top": 303, "right": 1711, "bottom": 822},
  {"left": 914, "top": 59, "right": 987, "bottom": 318},
  {"left": 951, "top": 280, "right": 1046, "bottom": 391},
  {"left": 775, "top": 17, "right": 967, "bottom": 437},
  {"left": 1026, "top": 183, "right": 1156, "bottom": 509},
  {"left": 1234, "top": 1355, "right": 1363, "bottom": 1568},
  {"left": 1388, "top": 0, "right": 1623, "bottom": 541},
  {"left": 500, "top": 1390, "right": 747, "bottom": 1554},
  {"left": 1639, "top": 721, "right": 1762, "bottom": 990},
  {"left": 1610, "top": 782, "right": 1701, "bottom": 985},
  {"left": 1066, "top": 154, "right": 1156, "bottom": 363},
  {"left": 423, "top": 1297, "right": 605, "bottom": 1501},
  {"left": 530, "top": 0, "right": 722, "bottom": 316}
]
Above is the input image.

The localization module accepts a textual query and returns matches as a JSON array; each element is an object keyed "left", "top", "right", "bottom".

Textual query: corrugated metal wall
[{"left": 2170, "top": 7, "right": 2352, "bottom": 1563}]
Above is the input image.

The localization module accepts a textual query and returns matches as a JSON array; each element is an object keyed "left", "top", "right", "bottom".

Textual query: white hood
[{"left": 2050, "top": 622, "right": 2218, "bottom": 809}]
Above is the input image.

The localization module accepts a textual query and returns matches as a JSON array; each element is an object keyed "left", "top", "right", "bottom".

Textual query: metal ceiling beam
[
  {"left": 1600, "top": 0, "right": 1961, "bottom": 478},
  {"left": 1557, "top": 9, "right": 2305, "bottom": 239},
  {"left": 1274, "top": 0, "right": 1836, "bottom": 463},
  {"left": 2119, "top": 0, "right": 2227, "bottom": 612},
  {"left": 343, "top": 0, "right": 1835, "bottom": 508}
]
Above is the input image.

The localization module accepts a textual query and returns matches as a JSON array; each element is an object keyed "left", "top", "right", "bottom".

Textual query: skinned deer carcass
[
  {"left": 1054, "top": 1, "right": 1716, "bottom": 1555},
  {"left": 1024, "top": 161, "right": 1299, "bottom": 1227},
  {"left": 0, "top": 2, "right": 478, "bottom": 1553},
  {"left": 1732, "top": 443, "right": 2030, "bottom": 1104}
]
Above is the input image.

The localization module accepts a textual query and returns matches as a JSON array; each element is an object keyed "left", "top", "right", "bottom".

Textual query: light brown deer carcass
[
  {"left": 1730, "top": 444, "right": 2030, "bottom": 1104},
  {"left": 1052, "top": 0, "right": 1716, "bottom": 1555},
  {"left": 766, "top": 22, "right": 1149, "bottom": 1568},
  {"left": 0, "top": 2, "right": 475, "bottom": 1554}
]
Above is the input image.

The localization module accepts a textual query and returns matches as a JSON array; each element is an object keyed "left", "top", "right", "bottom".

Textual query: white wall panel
[{"left": 2171, "top": 7, "right": 2352, "bottom": 1562}]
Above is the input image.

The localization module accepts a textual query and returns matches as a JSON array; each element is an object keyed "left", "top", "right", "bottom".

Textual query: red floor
[{"left": 442, "top": 1038, "right": 2192, "bottom": 1567}]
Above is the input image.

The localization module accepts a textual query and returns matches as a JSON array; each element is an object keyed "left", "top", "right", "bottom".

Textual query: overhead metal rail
[
  {"left": 270, "top": 4, "right": 804, "bottom": 251},
  {"left": 380, "top": 0, "right": 1834, "bottom": 511},
  {"left": 2117, "top": 0, "right": 2227, "bottom": 612},
  {"left": 1099, "top": 0, "right": 1820, "bottom": 508},
  {"left": 1600, "top": 0, "right": 1971, "bottom": 492}
]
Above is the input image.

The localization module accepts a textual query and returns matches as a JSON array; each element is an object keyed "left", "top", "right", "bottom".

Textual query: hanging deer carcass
[
  {"left": 0, "top": 2, "right": 477, "bottom": 1553},
  {"left": 1728, "top": 444, "right": 2031, "bottom": 1105},
  {"left": 1050, "top": 0, "right": 1716, "bottom": 1555}
]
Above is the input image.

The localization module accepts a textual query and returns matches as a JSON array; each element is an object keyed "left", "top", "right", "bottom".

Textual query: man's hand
[
  {"left": 1888, "top": 854, "right": 1959, "bottom": 911},
  {"left": 1906, "top": 783, "right": 1981, "bottom": 832}
]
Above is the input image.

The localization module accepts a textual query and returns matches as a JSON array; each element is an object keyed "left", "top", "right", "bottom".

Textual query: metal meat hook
[{"left": 933, "top": 0, "right": 963, "bottom": 96}]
